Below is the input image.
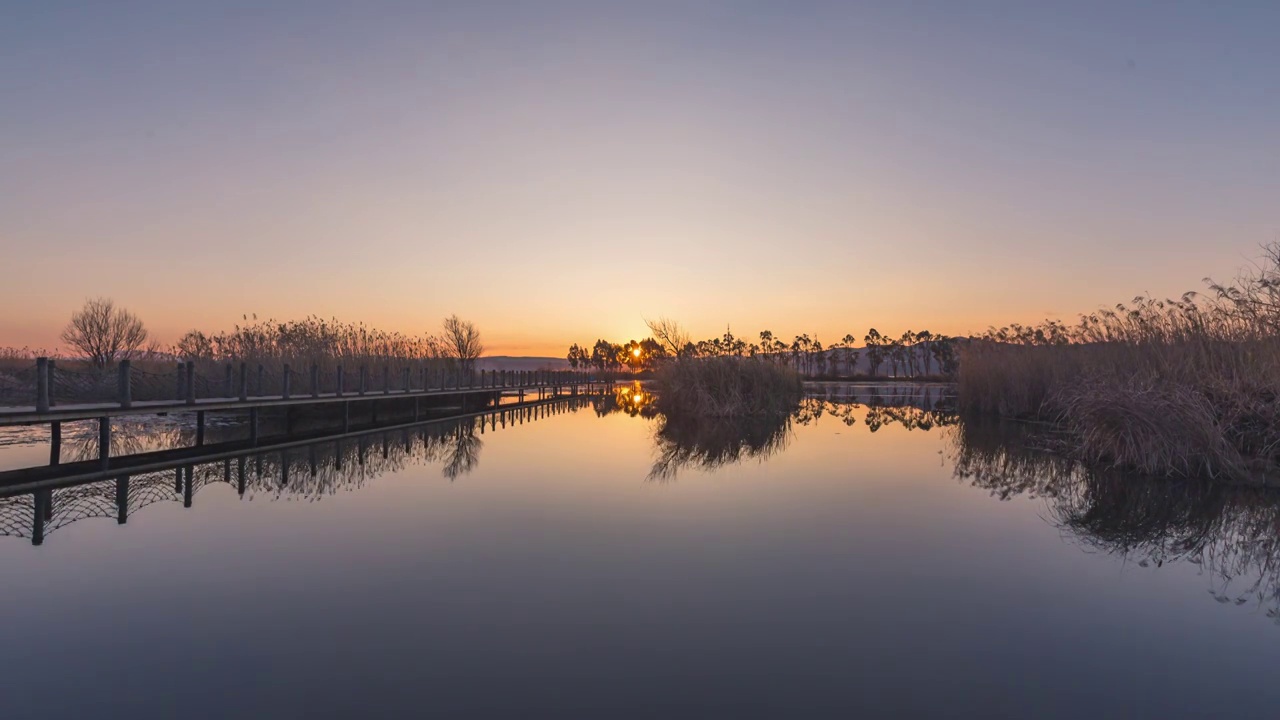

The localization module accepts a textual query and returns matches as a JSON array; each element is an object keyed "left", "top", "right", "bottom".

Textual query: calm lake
[{"left": 1, "top": 385, "right": 1277, "bottom": 718}]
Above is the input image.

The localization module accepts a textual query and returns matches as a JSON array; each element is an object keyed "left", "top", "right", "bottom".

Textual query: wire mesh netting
[{"left": 0, "top": 365, "right": 40, "bottom": 407}]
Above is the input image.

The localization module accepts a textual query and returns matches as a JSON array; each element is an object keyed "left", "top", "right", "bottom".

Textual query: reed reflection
[{"left": 951, "top": 420, "right": 1280, "bottom": 624}]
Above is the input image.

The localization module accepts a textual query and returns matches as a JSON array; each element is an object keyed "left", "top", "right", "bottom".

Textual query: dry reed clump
[
  {"left": 956, "top": 243, "right": 1280, "bottom": 484},
  {"left": 1054, "top": 376, "right": 1253, "bottom": 481},
  {"left": 651, "top": 356, "right": 803, "bottom": 418}
]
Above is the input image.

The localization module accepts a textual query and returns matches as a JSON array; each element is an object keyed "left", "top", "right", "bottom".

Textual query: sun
[{"left": 632, "top": 347, "right": 642, "bottom": 358}]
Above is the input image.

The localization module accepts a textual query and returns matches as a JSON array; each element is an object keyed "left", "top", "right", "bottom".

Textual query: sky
[{"left": 2, "top": 1, "right": 1277, "bottom": 356}]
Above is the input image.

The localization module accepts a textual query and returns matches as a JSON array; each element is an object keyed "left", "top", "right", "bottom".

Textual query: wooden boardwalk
[{"left": 0, "top": 368, "right": 599, "bottom": 426}]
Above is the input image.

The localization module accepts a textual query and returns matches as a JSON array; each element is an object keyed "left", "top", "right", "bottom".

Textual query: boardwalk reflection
[{"left": 0, "top": 397, "right": 590, "bottom": 545}]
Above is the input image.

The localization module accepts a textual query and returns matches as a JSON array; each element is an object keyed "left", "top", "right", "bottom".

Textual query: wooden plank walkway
[{"left": 0, "top": 376, "right": 598, "bottom": 425}]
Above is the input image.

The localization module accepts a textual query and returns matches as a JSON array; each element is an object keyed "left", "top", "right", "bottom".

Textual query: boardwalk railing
[{"left": 0, "top": 357, "right": 600, "bottom": 425}]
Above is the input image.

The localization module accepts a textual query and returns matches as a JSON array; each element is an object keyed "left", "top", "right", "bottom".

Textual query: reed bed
[
  {"left": 958, "top": 243, "right": 1280, "bottom": 483},
  {"left": 651, "top": 356, "right": 803, "bottom": 418}
]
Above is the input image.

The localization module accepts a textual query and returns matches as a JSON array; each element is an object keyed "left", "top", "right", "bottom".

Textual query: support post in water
[
  {"left": 49, "top": 421, "right": 61, "bottom": 466},
  {"left": 185, "top": 362, "right": 195, "bottom": 405},
  {"left": 32, "top": 490, "right": 49, "bottom": 546},
  {"left": 336, "top": 364, "right": 345, "bottom": 397},
  {"left": 118, "top": 360, "right": 132, "bottom": 408},
  {"left": 383, "top": 365, "right": 391, "bottom": 395},
  {"left": 249, "top": 407, "right": 259, "bottom": 445},
  {"left": 239, "top": 362, "right": 249, "bottom": 402},
  {"left": 359, "top": 366, "right": 367, "bottom": 396},
  {"left": 36, "top": 357, "right": 50, "bottom": 413},
  {"left": 116, "top": 475, "right": 129, "bottom": 524},
  {"left": 282, "top": 364, "right": 292, "bottom": 399},
  {"left": 98, "top": 416, "right": 110, "bottom": 469}
]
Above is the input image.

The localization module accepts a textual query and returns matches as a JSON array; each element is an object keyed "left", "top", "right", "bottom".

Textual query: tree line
[
  {"left": 19, "top": 298, "right": 486, "bottom": 373},
  {"left": 566, "top": 321, "right": 959, "bottom": 379}
]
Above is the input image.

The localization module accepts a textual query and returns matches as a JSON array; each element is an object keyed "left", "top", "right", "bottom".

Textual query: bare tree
[
  {"left": 61, "top": 298, "right": 150, "bottom": 368},
  {"left": 645, "top": 317, "right": 691, "bottom": 356},
  {"left": 440, "top": 315, "right": 483, "bottom": 373},
  {"left": 175, "top": 330, "right": 215, "bottom": 361}
]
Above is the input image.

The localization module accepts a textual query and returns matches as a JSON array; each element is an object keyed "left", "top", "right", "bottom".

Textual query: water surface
[{"left": 1, "top": 387, "right": 1277, "bottom": 718}]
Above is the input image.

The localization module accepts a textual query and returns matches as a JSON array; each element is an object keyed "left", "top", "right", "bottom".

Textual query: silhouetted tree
[
  {"left": 441, "top": 315, "right": 483, "bottom": 374},
  {"left": 61, "top": 298, "right": 150, "bottom": 368}
]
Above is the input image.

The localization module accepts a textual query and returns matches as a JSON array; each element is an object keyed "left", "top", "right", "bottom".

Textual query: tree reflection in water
[
  {"left": 593, "top": 383, "right": 1280, "bottom": 623},
  {"left": 590, "top": 383, "right": 958, "bottom": 481}
]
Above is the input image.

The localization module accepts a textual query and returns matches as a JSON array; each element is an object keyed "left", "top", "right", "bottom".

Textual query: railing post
[
  {"left": 185, "top": 362, "right": 195, "bottom": 405},
  {"left": 176, "top": 361, "right": 186, "bottom": 401},
  {"left": 47, "top": 359, "right": 57, "bottom": 407},
  {"left": 282, "top": 364, "right": 292, "bottom": 399},
  {"left": 36, "top": 357, "right": 50, "bottom": 413},
  {"left": 239, "top": 362, "right": 249, "bottom": 402},
  {"left": 118, "top": 360, "right": 132, "bottom": 408},
  {"left": 311, "top": 364, "right": 319, "bottom": 398},
  {"left": 336, "top": 364, "right": 345, "bottom": 397}
]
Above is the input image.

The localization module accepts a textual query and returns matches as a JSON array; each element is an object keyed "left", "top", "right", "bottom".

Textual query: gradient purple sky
[{"left": 3, "top": 1, "right": 1277, "bottom": 355}]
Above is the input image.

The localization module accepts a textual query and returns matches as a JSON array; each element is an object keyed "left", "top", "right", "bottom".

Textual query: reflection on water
[
  {"left": 590, "top": 382, "right": 957, "bottom": 480},
  {"left": 647, "top": 413, "right": 795, "bottom": 482},
  {"left": 4, "top": 383, "right": 1280, "bottom": 717},
  {"left": 5, "top": 383, "right": 1280, "bottom": 627},
  {"left": 952, "top": 419, "right": 1280, "bottom": 624},
  {"left": 588, "top": 382, "right": 1280, "bottom": 623},
  {"left": 0, "top": 399, "right": 585, "bottom": 543}
]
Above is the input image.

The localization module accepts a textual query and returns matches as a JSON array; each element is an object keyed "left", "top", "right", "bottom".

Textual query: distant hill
[{"left": 477, "top": 356, "right": 570, "bottom": 372}]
